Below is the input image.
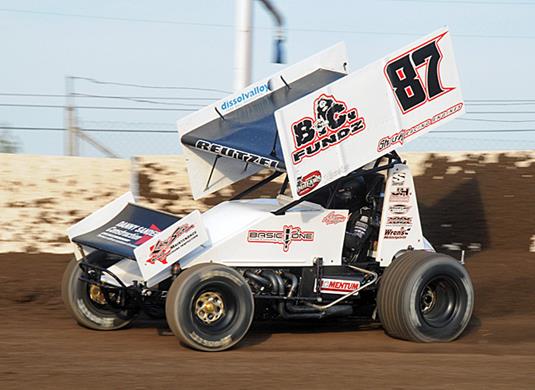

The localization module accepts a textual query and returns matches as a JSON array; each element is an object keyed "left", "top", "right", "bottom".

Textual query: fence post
[
  {"left": 64, "top": 76, "right": 79, "bottom": 156},
  {"left": 130, "top": 156, "right": 140, "bottom": 201}
]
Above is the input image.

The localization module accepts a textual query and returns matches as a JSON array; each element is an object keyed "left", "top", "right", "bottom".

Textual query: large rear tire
[
  {"left": 377, "top": 250, "right": 474, "bottom": 342},
  {"left": 61, "top": 258, "right": 135, "bottom": 330},
  {"left": 165, "top": 263, "right": 254, "bottom": 352}
]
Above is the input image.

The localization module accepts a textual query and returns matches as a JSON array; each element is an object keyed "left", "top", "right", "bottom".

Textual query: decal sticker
[
  {"left": 389, "top": 204, "right": 411, "bottom": 215},
  {"left": 297, "top": 170, "right": 322, "bottom": 196},
  {"left": 377, "top": 102, "right": 463, "bottom": 152},
  {"left": 389, "top": 187, "right": 411, "bottom": 203},
  {"left": 319, "top": 278, "right": 360, "bottom": 295},
  {"left": 322, "top": 211, "right": 347, "bottom": 225},
  {"left": 290, "top": 94, "right": 366, "bottom": 164},
  {"left": 135, "top": 224, "right": 161, "bottom": 245},
  {"left": 384, "top": 31, "right": 454, "bottom": 114},
  {"left": 146, "top": 224, "right": 196, "bottom": 265},
  {"left": 247, "top": 225, "right": 314, "bottom": 252},
  {"left": 98, "top": 221, "right": 161, "bottom": 248},
  {"left": 219, "top": 82, "right": 269, "bottom": 112},
  {"left": 386, "top": 216, "right": 412, "bottom": 225},
  {"left": 194, "top": 140, "right": 281, "bottom": 170},
  {"left": 392, "top": 172, "right": 406, "bottom": 186},
  {"left": 384, "top": 226, "right": 411, "bottom": 239}
]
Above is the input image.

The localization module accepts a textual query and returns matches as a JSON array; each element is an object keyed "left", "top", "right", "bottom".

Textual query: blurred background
[{"left": 1, "top": 0, "right": 535, "bottom": 158}]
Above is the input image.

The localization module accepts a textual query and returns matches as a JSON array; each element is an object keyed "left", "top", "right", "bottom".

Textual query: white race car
[{"left": 62, "top": 27, "right": 474, "bottom": 351}]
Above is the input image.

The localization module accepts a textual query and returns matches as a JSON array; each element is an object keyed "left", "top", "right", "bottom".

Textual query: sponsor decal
[
  {"left": 389, "top": 204, "right": 411, "bottom": 215},
  {"left": 135, "top": 224, "right": 161, "bottom": 245},
  {"left": 190, "top": 332, "right": 232, "bottom": 348},
  {"left": 377, "top": 102, "right": 463, "bottom": 152},
  {"left": 98, "top": 221, "right": 161, "bottom": 248},
  {"left": 146, "top": 223, "right": 196, "bottom": 265},
  {"left": 297, "top": 170, "right": 322, "bottom": 196},
  {"left": 386, "top": 216, "right": 412, "bottom": 225},
  {"left": 319, "top": 278, "right": 360, "bottom": 295},
  {"left": 322, "top": 211, "right": 347, "bottom": 225},
  {"left": 290, "top": 94, "right": 366, "bottom": 164},
  {"left": 384, "top": 226, "right": 411, "bottom": 239},
  {"left": 247, "top": 225, "right": 314, "bottom": 252},
  {"left": 220, "top": 82, "right": 269, "bottom": 111},
  {"left": 77, "top": 299, "right": 114, "bottom": 327},
  {"left": 390, "top": 187, "right": 411, "bottom": 203},
  {"left": 194, "top": 140, "right": 281, "bottom": 170},
  {"left": 392, "top": 172, "right": 406, "bottom": 186}
]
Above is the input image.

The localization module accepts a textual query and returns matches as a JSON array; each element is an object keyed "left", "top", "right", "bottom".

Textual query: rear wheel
[
  {"left": 61, "top": 258, "right": 135, "bottom": 330},
  {"left": 165, "top": 263, "right": 254, "bottom": 351},
  {"left": 377, "top": 250, "right": 474, "bottom": 342}
]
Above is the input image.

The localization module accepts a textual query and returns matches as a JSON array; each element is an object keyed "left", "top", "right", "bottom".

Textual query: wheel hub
[
  {"left": 89, "top": 284, "right": 107, "bottom": 305},
  {"left": 421, "top": 285, "right": 437, "bottom": 314},
  {"left": 195, "top": 291, "right": 225, "bottom": 324}
]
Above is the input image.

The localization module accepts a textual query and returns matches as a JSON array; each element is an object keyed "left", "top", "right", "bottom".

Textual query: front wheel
[
  {"left": 377, "top": 250, "right": 474, "bottom": 342},
  {"left": 61, "top": 258, "right": 135, "bottom": 330},
  {"left": 165, "top": 263, "right": 254, "bottom": 351}
]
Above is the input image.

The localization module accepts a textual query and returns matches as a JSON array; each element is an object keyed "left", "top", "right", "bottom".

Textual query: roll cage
[{"left": 230, "top": 151, "right": 403, "bottom": 215}]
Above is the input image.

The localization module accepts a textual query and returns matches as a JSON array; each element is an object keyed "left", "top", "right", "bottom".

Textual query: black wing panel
[
  {"left": 181, "top": 69, "right": 346, "bottom": 172},
  {"left": 72, "top": 204, "right": 180, "bottom": 259}
]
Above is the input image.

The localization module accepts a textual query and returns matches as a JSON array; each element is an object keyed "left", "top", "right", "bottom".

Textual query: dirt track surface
[{"left": 1, "top": 250, "right": 535, "bottom": 389}]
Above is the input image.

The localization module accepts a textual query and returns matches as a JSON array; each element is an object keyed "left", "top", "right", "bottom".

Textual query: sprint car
[{"left": 62, "top": 27, "right": 474, "bottom": 351}]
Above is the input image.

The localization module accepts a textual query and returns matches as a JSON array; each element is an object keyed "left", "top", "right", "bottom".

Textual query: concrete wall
[{"left": 1, "top": 151, "right": 533, "bottom": 254}]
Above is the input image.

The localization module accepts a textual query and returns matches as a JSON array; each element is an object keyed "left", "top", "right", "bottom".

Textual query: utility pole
[
  {"left": 234, "top": 0, "right": 253, "bottom": 91},
  {"left": 233, "top": 0, "right": 286, "bottom": 92},
  {"left": 65, "top": 76, "right": 79, "bottom": 156},
  {"left": 63, "top": 75, "right": 119, "bottom": 158}
]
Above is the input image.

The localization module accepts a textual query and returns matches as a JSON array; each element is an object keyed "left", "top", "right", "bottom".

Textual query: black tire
[
  {"left": 165, "top": 263, "right": 254, "bottom": 352},
  {"left": 61, "top": 258, "right": 135, "bottom": 330},
  {"left": 377, "top": 250, "right": 474, "bottom": 342}
]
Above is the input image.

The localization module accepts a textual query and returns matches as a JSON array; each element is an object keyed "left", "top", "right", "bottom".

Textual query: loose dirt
[{"left": 1, "top": 250, "right": 534, "bottom": 389}]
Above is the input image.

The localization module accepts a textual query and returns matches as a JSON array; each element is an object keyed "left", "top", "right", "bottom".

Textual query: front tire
[
  {"left": 165, "top": 263, "right": 254, "bottom": 352},
  {"left": 61, "top": 258, "right": 135, "bottom": 330},
  {"left": 377, "top": 250, "right": 474, "bottom": 342}
]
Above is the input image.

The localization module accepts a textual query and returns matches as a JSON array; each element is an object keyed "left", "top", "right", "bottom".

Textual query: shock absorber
[{"left": 344, "top": 207, "right": 373, "bottom": 262}]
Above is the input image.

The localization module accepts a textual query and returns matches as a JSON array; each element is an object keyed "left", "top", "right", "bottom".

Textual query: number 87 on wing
[{"left": 384, "top": 31, "right": 455, "bottom": 114}]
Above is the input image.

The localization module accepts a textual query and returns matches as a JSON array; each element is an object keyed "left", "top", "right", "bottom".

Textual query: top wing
[
  {"left": 275, "top": 27, "right": 464, "bottom": 198},
  {"left": 180, "top": 69, "right": 346, "bottom": 174},
  {"left": 177, "top": 43, "right": 349, "bottom": 199}
]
